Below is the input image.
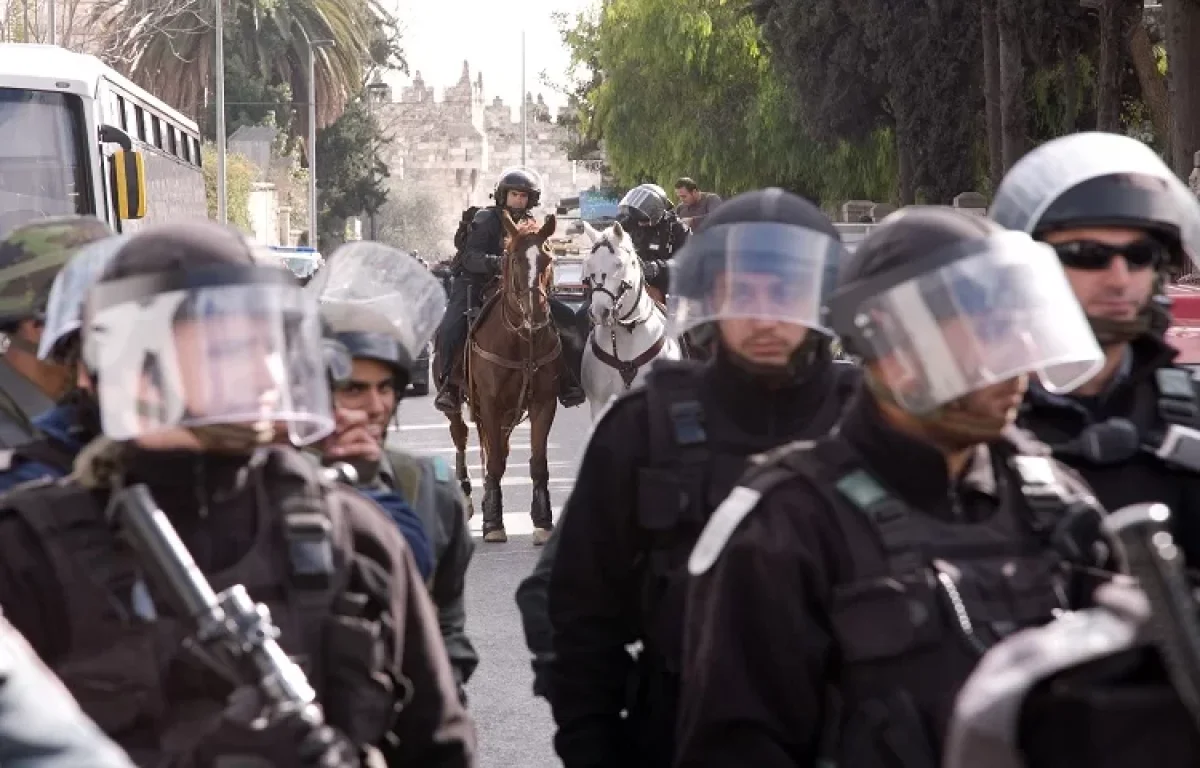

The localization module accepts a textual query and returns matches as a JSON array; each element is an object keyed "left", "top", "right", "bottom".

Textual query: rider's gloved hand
[
  {"left": 486, "top": 254, "right": 502, "bottom": 273},
  {"left": 643, "top": 261, "right": 660, "bottom": 280}
]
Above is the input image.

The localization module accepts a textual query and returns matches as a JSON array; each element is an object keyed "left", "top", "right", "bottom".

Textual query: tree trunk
[
  {"left": 981, "top": 0, "right": 1003, "bottom": 185},
  {"left": 1096, "top": 0, "right": 1125, "bottom": 132},
  {"left": 997, "top": 0, "right": 1026, "bottom": 171},
  {"left": 1130, "top": 12, "right": 1172, "bottom": 156},
  {"left": 1164, "top": 0, "right": 1200, "bottom": 179}
]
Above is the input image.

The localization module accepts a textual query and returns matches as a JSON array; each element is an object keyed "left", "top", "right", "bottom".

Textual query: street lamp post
[
  {"left": 215, "top": 0, "right": 228, "bottom": 223},
  {"left": 366, "top": 76, "right": 388, "bottom": 241},
  {"left": 301, "top": 27, "right": 334, "bottom": 248}
]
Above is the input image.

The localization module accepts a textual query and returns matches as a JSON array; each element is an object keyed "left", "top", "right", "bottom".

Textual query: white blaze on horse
[{"left": 579, "top": 221, "right": 681, "bottom": 418}]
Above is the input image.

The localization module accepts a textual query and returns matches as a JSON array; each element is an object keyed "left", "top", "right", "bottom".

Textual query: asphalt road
[{"left": 388, "top": 387, "right": 596, "bottom": 768}]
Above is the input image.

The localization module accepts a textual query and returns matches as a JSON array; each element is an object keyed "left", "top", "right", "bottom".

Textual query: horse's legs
[
  {"left": 477, "top": 415, "right": 510, "bottom": 543},
  {"left": 446, "top": 409, "right": 473, "bottom": 517},
  {"left": 528, "top": 396, "right": 557, "bottom": 546}
]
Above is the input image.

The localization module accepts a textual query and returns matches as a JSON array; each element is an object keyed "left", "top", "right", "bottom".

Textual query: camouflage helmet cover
[{"left": 0, "top": 215, "right": 113, "bottom": 322}]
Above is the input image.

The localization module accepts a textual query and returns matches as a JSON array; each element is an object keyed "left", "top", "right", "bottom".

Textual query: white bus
[{"left": 0, "top": 43, "right": 206, "bottom": 238}]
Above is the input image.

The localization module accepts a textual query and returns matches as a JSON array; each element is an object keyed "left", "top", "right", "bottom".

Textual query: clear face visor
[
  {"left": 37, "top": 235, "right": 129, "bottom": 360},
  {"left": 308, "top": 241, "right": 448, "bottom": 355},
  {"left": 619, "top": 187, "right": 666, "bottom": 223},
  {"left": 83, "top": 270, "right": 333, "bottom": 446},
  {"left": 668, "top": 222, "right": 843, "bottom": 337},
  {"left": 845, "top": 234, "right": 1104, "bottom": 414}
]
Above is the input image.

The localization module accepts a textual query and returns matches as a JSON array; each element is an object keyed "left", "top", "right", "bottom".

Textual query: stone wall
[{"left": 373, "top": 61, "right": 603, "bottom": 257}]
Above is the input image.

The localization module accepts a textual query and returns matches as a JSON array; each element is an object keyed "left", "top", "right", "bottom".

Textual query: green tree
[
  {"left": 201, "top": 143, "right": 256, "bottom": 232},
  {"left": 313, "top": 91, "right": 389, "bottom": 251},
  {"left": 558, "top": 0, "right": 893, "bottom": 204},
  {"left": 91, "top": 0, "right": 403, "bottom": 139}
]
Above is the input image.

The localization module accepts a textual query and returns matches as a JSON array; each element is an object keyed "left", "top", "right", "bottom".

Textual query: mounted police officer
[
  {"left": 312, "top": 242, "right": 479, "bottom": 699},
  {"left": 674, "top": 207, "right": 1112, "bottom": 767},
  {"left": 0, "top": 215, "right": 111, "bottom": 447},
  {"left": 434, "top": 167, "right": 585, "bottom": 413},
  {"left": 526, "top": 188, "right": 859, "bottom": 767},
  {"left": 0, "top": 220, "right": 475, "bottom": 767},
  {"left": 990, "top": 131, "right": 1200, "bottom": 572},
  {"left": 0, "top": 611, "right": 137, "bottom": 767},
  {"left": 616, "top": 182, "right": 690, "bottom": 297}
]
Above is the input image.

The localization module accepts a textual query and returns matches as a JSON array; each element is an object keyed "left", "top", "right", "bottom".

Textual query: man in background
[{"left": 674, "top": 177, "right": 722, "bottom": 229}]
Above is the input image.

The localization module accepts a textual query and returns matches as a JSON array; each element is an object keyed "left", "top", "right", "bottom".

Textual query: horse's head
[
  {"left": 582, "top": 220, "right": 642, "bottom": 326},
  {"left": 501, "top": 210, "right": 557, "bottom": 326}
]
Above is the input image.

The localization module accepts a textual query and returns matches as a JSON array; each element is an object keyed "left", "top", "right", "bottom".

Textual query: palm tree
[{"left": 88, "top": 0, "right": 399, "bottom": 141}]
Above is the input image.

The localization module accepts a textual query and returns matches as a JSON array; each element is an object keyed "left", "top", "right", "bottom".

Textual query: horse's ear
[
  {"left": 500, "top": 209, "right": 519, "bottom": 240},
  {"left": 539, "top": 214, "right": 556, "bottom": 241},
  {"left": 582, "top": 221, "right": 600, "bottom": 243},
  {"left": 612, "top": 220, "right": 626, "bottom": 239}
]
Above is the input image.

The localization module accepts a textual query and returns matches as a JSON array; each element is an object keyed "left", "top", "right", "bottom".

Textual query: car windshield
[
  {"left": 556, "top": 261, "right": 582, "bottom": 284},
  {"left": 0, "top": 88, "right": 89, "bottom": 239}
]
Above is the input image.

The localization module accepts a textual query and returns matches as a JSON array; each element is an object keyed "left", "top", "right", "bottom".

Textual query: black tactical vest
[
  {"left": 735, "top": 432, "right": 1101, "bottom": 766},
  {"left": 635, "top": 360, "right": 856, "bottom": 669},
  {"left": 0, "top": 447, "right": 398, "bottom": 766}
]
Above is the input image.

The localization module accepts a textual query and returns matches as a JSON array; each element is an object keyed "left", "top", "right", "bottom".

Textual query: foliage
[
  {"left": 557, "top": 0, "right": 894, "bottom": 204},
  {"left": 313, "top": 92, "right": 389, "bottom": 251},
  {"left": 91, "top": 0, "right": 403, "bottom": 137},
  {"left": 201, "top": 143, "right": 256, "bottom": 232},
  {"left": 375, "top": 187, "right": 448, "bottom": 257}
]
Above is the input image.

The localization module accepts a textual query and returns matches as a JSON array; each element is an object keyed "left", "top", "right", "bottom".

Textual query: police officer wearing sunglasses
[{"left": 991, "top": 131, "right": 1200, "bottom": 568}]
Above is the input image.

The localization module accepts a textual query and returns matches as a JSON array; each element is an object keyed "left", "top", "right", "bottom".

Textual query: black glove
[
  {"left": 643, "top": 261, "right": 660, "bottom": 280},
  {"left": 486, "top": 254, "right": 502, "bottom": 273},
  {"left": 292, "top": 718, "right": 360, "bottom": 768}
]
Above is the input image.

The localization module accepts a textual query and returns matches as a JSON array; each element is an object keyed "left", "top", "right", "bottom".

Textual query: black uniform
[
  {"left": 620, "top": 210, "right": 689, "bottom": 296},
  {"left": 1018, "top": 335, "right": 1200, "bottom": 567},
  {"left": 674, "top": 394, "right": 1101, "bottom": 767},
  {"left": 0, "top": 612, "right": 136, "bottom": 767},
  {"left": 543, "top": 350, "right": 858, "bottom": 767}
]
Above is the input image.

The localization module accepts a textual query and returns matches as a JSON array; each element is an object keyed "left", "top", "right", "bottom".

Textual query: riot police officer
[
  {"left": 0, "top": 216, "right": 111, "bottom": 447},
  {"left": 675, "top": 207, "right": 1110, "bottom": 767},
  {"left": 434, "top": 167, "right": 585, "bottom": 412},
  {"left": 0, "top": 220, "right": 475, "bottom": 766},
  {"left": 616, "top": 182, "right": 690, "bottom": 297},
  {"left": 312, "top": 242, "right": 479, "bottom": 696},
  {"left": 990, "top": 131, "right": 1200, "bottom": 572},
  {"left": 534, "top": 189, "right": 859, "bottom": 767},
  {"left": 0, "top": 611, "right": 137, "bottom": 766}
]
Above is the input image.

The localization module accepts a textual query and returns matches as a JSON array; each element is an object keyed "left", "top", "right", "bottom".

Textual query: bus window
[{"left": 0, "top": 88, "right": 89, "bottom": 238}]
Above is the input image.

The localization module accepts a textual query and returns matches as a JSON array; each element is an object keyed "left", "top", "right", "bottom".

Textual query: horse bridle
[
  {"left": 501, "top": 239, "right": 554, "bottom": 334},
  {"left": 585, "top": 239, "right": 645, "bottom": 328}
]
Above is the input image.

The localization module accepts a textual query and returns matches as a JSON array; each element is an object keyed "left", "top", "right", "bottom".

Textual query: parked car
[
  {"left": 552, "top": 258, "right": 587, "bottom": 313},
  {"left": 1167, "top": 282, "right": 1200, "bottom": 367}
]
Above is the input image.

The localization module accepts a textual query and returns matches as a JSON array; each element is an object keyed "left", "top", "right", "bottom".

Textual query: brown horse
[{"left": 444, "top": 212, "right": 560, "bottom": 545}]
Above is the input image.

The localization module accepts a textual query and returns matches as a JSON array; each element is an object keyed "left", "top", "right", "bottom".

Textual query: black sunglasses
[{"left": 1051, "top": 239, "right": 1168, "bottom": 271}]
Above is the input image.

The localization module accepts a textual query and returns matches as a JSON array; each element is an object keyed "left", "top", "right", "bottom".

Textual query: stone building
[{"left": 372, "top": 61, "right": 604, "bottom": 257}]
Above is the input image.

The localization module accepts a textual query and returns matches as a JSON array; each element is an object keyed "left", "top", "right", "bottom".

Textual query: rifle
[
  {"left": 1103, "top": 502, "right": 1200, "bottom": 732},
  {"left": 106, "top": 481, "right": 359, "bottom": 766}
]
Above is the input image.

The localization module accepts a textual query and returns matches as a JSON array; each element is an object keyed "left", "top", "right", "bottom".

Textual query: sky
[{"left": 383, "top": 0, "right": 596, "bottom": 118}]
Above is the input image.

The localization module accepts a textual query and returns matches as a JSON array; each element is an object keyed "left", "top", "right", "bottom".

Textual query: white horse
[{"left": 579, "top": 221, "right": 681, "bottom": 418}]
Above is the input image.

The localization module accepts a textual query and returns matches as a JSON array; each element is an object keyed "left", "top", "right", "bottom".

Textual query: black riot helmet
[
  {"left": 619, "top": 183, "right": 672, "bottom": 226},
  {"left": 319, "top": 302, "right": 413, "bottom": 393},
  {"left": 494, "top": 167, "right": 542, "bottom": 211},
  {"left": 827, "top": 207, "right": 1103, "bottom": 417},
  {"left": 669, "top": 187, "right": 845, "bottom": 378},
  {"left": 1034, "top": 174, "right": 1185, "bottom": 254}
]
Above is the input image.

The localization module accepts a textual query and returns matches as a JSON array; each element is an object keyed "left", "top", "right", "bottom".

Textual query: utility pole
[
  {"left": 301, "top": 27, "right": 334, "bottom": 248},
  {"left": 215, "top": 0, "right": 227, "bottom": 223},
  {"left": 47, "top": 0, "right": 54, "bottom": 45},
  {"left": 521, "top": 29, "right": 527, "bottom": 167}
]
